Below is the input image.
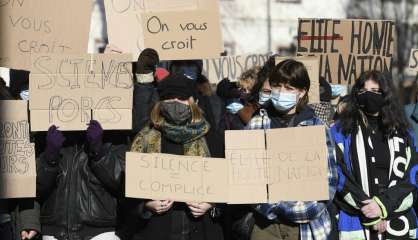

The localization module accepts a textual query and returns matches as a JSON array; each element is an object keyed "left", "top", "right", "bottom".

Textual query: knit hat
[
  {"left": 157, "top": 73, "right": 196, "bottom": 101},
  {"left": 136, "top": 48, "right": 159, "bottom": 74}
]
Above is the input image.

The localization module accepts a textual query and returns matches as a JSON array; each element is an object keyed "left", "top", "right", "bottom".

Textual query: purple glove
[
  {"left": 86, "top": 120, "right": 103, "bottom": 155},
  {"left": 45, "top": 125, "right": 65, "bottom": 164}
]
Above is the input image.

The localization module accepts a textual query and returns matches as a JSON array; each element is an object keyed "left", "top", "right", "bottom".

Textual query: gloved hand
[
  {"left": 86, "top": 120, "right": 103, "bottom": 155},
  {"left": 216, "top": 78, "right": 241, "bottom": 99},
  {"left": 45, "top": 125, "right": 65, "bottom": 164}
]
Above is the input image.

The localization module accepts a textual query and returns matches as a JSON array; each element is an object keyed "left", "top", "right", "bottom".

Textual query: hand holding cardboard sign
[
  {"left": 145, "top": 200, "right": 174, "bottom": 215},
  {"left": 86, "top": 120, "right": 104, "bottom": 154},
  {"left": 45, "top": 125, "right": 65, "bottom": 164},
  {"left": 186, "top": 202, "right": 213, "bottom": 218}
]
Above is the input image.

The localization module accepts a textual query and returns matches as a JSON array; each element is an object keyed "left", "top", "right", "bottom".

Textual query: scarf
[{"left": 130, "top": 120, "right": 210, "bottom": 157}]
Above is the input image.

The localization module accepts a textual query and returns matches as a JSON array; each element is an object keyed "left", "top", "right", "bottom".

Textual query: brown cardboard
[
  {"left": 297, "top": 19, "right": 396, "bottom": 85},
  {"left": 142, "top": 9, "right": 223, "bottom": 60},
  {"left": 225, "top": 130, "right": 268, "bottom": 204},
  {"left": 266, "top": 125, "right": 329, "bottom": 201},
  {"left": 0, "top": 0, "right": 92, "bottom": 70},
  {"left": 104, "top": 0, "right": 222, "bottom": 61},
  {"left": 0, "top": 101, "right": 36, "bottom": 198},
  {"left": 203, "top": 53, "right": 271, "bottom": 84},
  {"left": 409, "top": 49, "right": 418, "bottom": 71},
  {"left": 125, "top": 152, "right": 228, "bottom": 203},
  {"left": 29, "top": 54, "right": 133, "bottom": 131},
  {"left": 275, "top": 56, "right": 321, "bottom": 103}
]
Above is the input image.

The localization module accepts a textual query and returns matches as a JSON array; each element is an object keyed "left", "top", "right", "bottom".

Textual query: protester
[
  {"left": 331, "top": 71, "right": 418, "bottom": 239},
  {"left": 36, "top": 121, "right": 126, "bottom": 240},
  {"left": 128, "top": 73, "right": 224, "bottom": 240},
  {"left": 248, "top": 59, "right": 338, "bottom": 240}
]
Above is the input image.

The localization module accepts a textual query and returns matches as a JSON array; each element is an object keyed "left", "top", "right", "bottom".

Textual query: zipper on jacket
[{"left": 66, "top": 144, "right": 82, "bottom": 239}]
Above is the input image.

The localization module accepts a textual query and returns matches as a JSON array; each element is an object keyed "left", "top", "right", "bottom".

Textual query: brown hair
[
  {"left": 238, "top": 66, "right": 260, "bottom": 92},
  {"left": 150, "top": 97, "right": 203, "bottom": 127}
]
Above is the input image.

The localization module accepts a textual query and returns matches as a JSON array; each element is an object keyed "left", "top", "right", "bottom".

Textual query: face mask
[
  {"left": 271, "top": 91, "right": 298, "bottom": 112},
  {"left": 135, "top": 73, "right": 154, "bottom": 84},
  {"left": 357, "top": 91, "right": 384, "bottom": 114},
  {"left": 331, "top": 84, "right": 345, "bottom": 97},
  {"left": 226, "top": 101, "right": 244, "bottom": 114},
  {"left": 160, "top": 101, "right": 192, "bottom": 125},
  {"left": 19, "top": 90, "right": 29, "bottom": 100},
  {"left": 258, "top": 92, "right": 271, "bottom": 106}
]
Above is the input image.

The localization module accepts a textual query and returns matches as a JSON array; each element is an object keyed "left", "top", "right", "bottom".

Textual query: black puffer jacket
[{"left": 36, "top": 135, "right": 126, "bottom": 240}]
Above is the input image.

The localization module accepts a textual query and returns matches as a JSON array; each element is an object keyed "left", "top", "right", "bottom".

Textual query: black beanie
[
  {"left": 136, "top": 48, "right": 159, "bottom": 74},
  {"left": 157, "top": 73, "right": 196, "bottom": 101},
  {"left": 319, "top": 77, "right": 332, "bottom": 102}
]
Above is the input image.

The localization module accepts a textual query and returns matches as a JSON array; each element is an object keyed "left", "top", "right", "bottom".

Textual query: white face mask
[
  {"left": 20, "top": 90, "right": 29, "bottom": 100},
  {"left": 271, "top": 91, "right": 298, "bottom": 112},
  {"left": 135, "top": 72, "right": 154, "bottom": 84}
]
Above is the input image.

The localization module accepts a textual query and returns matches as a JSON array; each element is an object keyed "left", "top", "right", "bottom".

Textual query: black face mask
[
  {"left": 160, "top": 101, "right": 192, "bottom": 125},
  {"left": 357, "top": 91, "right": 385, "bottom": 114}
]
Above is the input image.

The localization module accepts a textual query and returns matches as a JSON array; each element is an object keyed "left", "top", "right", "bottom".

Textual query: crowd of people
[{"left": 1, "top": 47, "right": 418, "bottom": 240}]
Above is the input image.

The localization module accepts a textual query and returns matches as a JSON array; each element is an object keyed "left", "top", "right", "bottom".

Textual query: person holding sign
[
  {"left": 36, "top": 121, "right": 126, "bottom": 240},
  {"left": 331, "top": 71, "right": 418, "bottom": 240},
  {"left": 247, "top": 59, "right": 338, "bottom": 240},
  {"left": 128, "top": 73, "right": 224, "bottom": 240}
]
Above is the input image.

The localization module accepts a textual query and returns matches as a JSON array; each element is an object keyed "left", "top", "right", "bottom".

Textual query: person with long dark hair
[{"left": 331, "top": 71, "right": 418, "bottom": 239}]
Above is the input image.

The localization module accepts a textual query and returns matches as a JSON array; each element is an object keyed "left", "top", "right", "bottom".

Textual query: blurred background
[{"left": 1, "top": 0, "right": 418, "bottom": 102}]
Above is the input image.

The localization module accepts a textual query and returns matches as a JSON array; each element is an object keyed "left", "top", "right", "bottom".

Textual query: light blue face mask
[
  {"left": 271, "top": 91, "right": 297, "bottom": 112},
  {"left": 258, "top": 92, "right": 271, "bottom": 106},
  {"left": 20, "top": 90, "right": 29, "bottom": 100},
  {"left": 331, "top": 84, "right": 345, "bottom": 97},
  {"left": 226, "top": 101, "right": 244, "bottom": 114}
]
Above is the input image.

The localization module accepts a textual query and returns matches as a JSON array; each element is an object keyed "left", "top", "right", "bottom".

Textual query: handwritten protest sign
[
  {"left": 29, "top": 54, "right": 133, "bottom": 131},
  {"left": 276, "top": 56, "right": 320, "bottom": 103},
  {"left": 297, "top": 19, "right": 396, "bottom": 85},
  {"left": 104, "top": 0, "right": 222, "bottom": 60},
  {"left": 0, "top": 100, "right": 36, "bottom": 198},
  {"left": 225, "top": 125, "right": 329, "bottom": 203},
  {"left": 409, "top": 49, "right": 418, "bottom": 71},
  {"left": 267, "top": 126, "right": 328, "bottom": 201},
  {"left": 126, "top": 152, "right": 228, "bottom": 203},
  {"left": 202, "top": 53, "right": 270, "bottom": 84},
  {"left": 0, "top": 0, "right": 92, "bottom": 70},
  {"left": 225, "top": 130, "right": 268, "bottom": 204}
]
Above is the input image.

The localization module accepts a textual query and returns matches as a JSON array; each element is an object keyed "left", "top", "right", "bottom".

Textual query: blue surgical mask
[
  {"left": 258, "top": 92, "right": 271, "bottom": 106},
  {"left": 226, "top": 101, "right": 244, "bottom": 114},
  {"left": 20, "top": 90, "right": 29, "bottom": 100},
  {"left": 331, "top": 84, "right": 345, "bottom": 97},
  {"left": 271, "top": 91, "right": 297, "bottom": 112}
]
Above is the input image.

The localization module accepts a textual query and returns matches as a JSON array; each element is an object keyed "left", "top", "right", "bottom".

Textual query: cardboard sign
[
  {"left": 0, "top": 100, "right": 36, "bottom": 198},
  {"left": 203, "top": 53, "right": 271, "bottom": 84},
  {"left": 276, "top": 56, "right": 320, "bottom": 103},
  {"left": 409, "top": 49, "right": 418, "bottom": 71},
  {"left": 0, "top": 0, "right": 92, "bottom": 70},
  {"left": 297, "top": 19, "right": 396, "bottom": 85},
  {"left": 225, "top": 130, "right": 268, "bottom": 204},
  {"left": 29, "top": 54, "right": 133, "bottom": 131},
  {"left": 267, "top": 126, "right": 329, "bottom": 201},
  {"left": 126, "top": 152, "right": 228, "bottom": 203},
  {"left": 104, "top": 0, "right": 222, "bottom": 60},
  {"left": 225, "top": 125, "right": 329, "bottom": 203}
]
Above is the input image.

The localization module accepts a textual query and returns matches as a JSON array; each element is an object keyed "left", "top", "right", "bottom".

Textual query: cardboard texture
[
  {"left": 202, "top": 53, "right": 270, "bottom": 84},
  {"left": 0, "top": 100, "right": 36, "bottom": 198},
  {"left": 225, "top": 130, "right": 268, "bottom": 204},
  {"left": 225, "top": 126, "right": 329, "bottom": 203},
  {"left": 409, "top": 49, "right": 418, "bottom": 72},
  {"left": 0, "top": 0, "right": 92, "bottom": 70},
  {"left": 275, "top": 56, "right": 321, "bottom": 103},
  {"left": 29, "top": 54, "right": 133, "bottom": 131},
  {"left": 266, "top": 126, "right": 329, "bottom": 201},
  {"left": 297, "top": 19, "right": 396, "bottom": 85},
  {"left": 104, "top": 0, "right": 222, "bottom": 60},
  {"left": 125, "top": 152, "right": 228, "bottom": 203}
]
